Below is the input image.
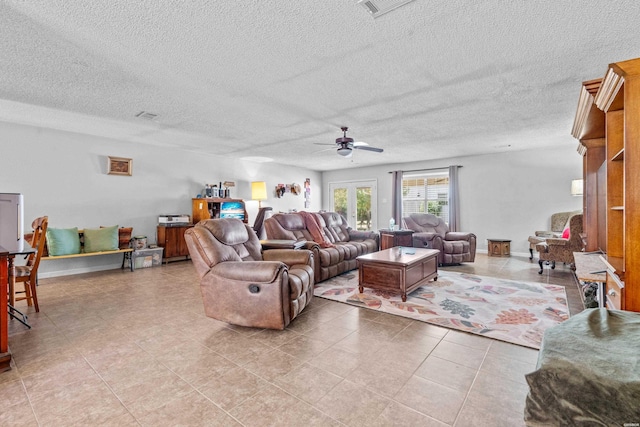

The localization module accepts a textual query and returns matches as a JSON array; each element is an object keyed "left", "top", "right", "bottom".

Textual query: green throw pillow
[
  {"left": 83, "top": 225, "right": 119, "bottom": 253},
  {"left": 46, "top": 227, "right": 81, "bottom": 256}
]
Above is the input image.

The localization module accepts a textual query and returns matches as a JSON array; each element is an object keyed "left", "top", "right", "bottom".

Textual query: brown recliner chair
[
  {"left": 403, "top": 213, "right": 476, "bottom": 265},
  {"left": 184, "top": 218, "right": 314, "bottom": 330}
]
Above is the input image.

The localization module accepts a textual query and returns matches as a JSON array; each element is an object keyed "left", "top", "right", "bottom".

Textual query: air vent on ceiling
[
  {"left": 135, "top": 111, "right": 158, "bottom": 121},
  {"left": 357, "top": 0, "right": 417, "bottom": 18}
]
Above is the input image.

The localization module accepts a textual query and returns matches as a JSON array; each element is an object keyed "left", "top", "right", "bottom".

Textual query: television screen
[{"left": 220, "top": 201, "right": 245, "bottom": 220}]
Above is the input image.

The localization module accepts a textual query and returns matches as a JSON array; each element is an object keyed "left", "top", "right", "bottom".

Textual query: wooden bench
[{"left": 40, "top": 228, "right": 135, "bottom": 271}]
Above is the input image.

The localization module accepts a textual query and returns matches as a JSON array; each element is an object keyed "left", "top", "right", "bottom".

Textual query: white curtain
[
  {"left": 391, "top": 170, "right": 403, "bottom": 227},
  {"left": 448, "top": 165, "right": 461, "bottom": 231}
]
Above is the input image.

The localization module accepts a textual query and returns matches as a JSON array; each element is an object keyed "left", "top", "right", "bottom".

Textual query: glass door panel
[{"left": 329, "top": 180, "right": 377, "bottom": 231}]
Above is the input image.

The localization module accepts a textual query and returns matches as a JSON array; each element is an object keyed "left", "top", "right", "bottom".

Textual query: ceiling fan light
[{"left": 337, "top": 147, "right": 352, "bottom": 157}]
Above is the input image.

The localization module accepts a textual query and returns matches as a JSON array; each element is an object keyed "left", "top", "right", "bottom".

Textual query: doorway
[{"left": 328, "top": 180, "right": 377, "bottom": 231}]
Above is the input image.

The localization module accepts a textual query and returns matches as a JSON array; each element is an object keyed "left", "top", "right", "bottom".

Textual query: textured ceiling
[{"left": 2, "top": 1, "right": 640, "bottom": 171}]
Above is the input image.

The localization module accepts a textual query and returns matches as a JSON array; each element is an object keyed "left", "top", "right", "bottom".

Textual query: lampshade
[
  {"left": 251, "top": 181, "right": 267, "bottom": 207},
  {"left": 571, "top": 179, "right": 583, "bottom": 196}
]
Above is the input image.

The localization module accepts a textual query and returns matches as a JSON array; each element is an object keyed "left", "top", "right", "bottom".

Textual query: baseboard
[{"left": 38, "top": 264, "right": 122, "bottom": 279}]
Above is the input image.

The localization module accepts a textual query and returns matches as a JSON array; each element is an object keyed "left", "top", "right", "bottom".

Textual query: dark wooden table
[
  {"left": 356, "top": 247, "right": 439, "bottom": 302},
  {"left": 379, "top": 229, "right": 414, "bottom": 250}
]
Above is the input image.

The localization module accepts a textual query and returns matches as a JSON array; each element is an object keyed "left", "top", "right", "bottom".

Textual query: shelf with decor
[{"left": 192, "top": 198, "right": 248, "bottom": 224}]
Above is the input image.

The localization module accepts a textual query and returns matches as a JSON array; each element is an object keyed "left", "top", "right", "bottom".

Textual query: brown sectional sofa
[{"left": 264, "top": 211, "right": 379, "bottom": 283}]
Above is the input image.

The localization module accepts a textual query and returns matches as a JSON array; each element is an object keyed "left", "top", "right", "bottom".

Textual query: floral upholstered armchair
[
  {"left": 535, "top": 214, "right": 584, "bottom": 274},
  {"left": 528, "top": 210, "right": 582, "bottom": 260}
]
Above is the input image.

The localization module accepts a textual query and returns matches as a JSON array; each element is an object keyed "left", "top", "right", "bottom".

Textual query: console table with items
[{"left": 379, "top": 229, "right": 414, "bottom": 250}]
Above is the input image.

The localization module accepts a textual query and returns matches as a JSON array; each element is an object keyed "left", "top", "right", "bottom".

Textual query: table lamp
[{"left": 251, "top": 181, "right": 268, "bottom": 208}]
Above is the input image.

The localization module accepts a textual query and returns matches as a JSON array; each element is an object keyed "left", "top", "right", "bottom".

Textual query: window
[{"left": 402, "top": 170, "right": 449, "bottom": 224}]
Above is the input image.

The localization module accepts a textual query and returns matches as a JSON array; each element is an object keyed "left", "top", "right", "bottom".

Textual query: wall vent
[
  {"left": 357, "top": 0, "right": 417, "bottom": 18},
  {"left": 135, "top": 111, "right": 158, "bottom": 121}
]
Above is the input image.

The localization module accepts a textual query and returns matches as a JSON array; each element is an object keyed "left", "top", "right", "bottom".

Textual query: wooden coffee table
[{"left": 356, "top": 248, "right": 439, "bottom": 302}]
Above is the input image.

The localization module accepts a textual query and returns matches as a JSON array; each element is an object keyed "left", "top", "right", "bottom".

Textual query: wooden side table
[
  {"left": 488, "top": 239, "right": 511, "bottom": 257},
  {"left": 379, "top": 229, "right": 414, "bottom": 250}
]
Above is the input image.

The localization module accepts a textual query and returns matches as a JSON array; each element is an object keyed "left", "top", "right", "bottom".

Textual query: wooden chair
[{"left": 10, "top": 216, "right": 48, "bottom": 312}]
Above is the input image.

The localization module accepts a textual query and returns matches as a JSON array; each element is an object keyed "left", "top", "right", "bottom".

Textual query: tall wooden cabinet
[{"left": 573, "top": 57, "right": 640, "bottom": 312}]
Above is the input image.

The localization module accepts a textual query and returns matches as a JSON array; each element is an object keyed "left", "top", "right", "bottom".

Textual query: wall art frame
[{"left": 107, "top": 156, "right": 133, "bottom": 176}]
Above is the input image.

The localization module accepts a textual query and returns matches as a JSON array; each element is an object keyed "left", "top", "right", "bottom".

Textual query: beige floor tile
[
  {"left": 275, "top": 362, "right": 343, "bottom": 404},
  {"left": 103, "top": 360, "right": 195, "bottom": 418},
  {"left": 414, "top": 355, "right": 478, "bottom": 393},
  {"left": 198, "top": 366, "right": 269, "bottom": 411},
  {"left": 137, "top": 390, "right": 241, "bottom": 426},
  {"left": 231, "top": 384, "right": 340, "bottom": 426},
  {"left": 303, "top": 323, "right": 355, "bottom": 344},
  {"left": 442, "top": 329, "right": 493, "bottom": 351},
  {"left": 345, "top": 359, "right": 415, "bottom": 398},
  {"left": 430, "top": 340, "right": 488, "bottom": 370},
  {"left": 307, "top": 346, "right": 367, "bottom": 378},
  {"left": 30, "top": 376, "right": 130, "bottom": 425},
  {"left": 455, "top": 401, "right": 526, "bottom": 427},
  {"left": 0, "top": 398, "right": 39, "bottom": 426},
  {"left": 159, "top": 348, "right": 239, "bottom": 387},
  {"left": 277, "top": 334, "right": 334, "bottom": 361},
  {"left": 465, "top": 370, "right": 531, "bottom": 415},
  {"left": 0, "top": 379, "right": 30, "bottom": 407},
  {"left": 371, "top": 401, "right": 449, "bottom": 427},
  {"left": 390, "top": 327, "right": 443, "bottom": 354},
  {"left": 313, "top": 379, "right": 391, "bottom": 426},
  {"left": 333, "top": 330, "right": 391, "bottom": 354},
  {"left": 480, "top": 352, "right": 536, "bottom": 386},
  {"left": 487, "top": 339, "right": 540, "bottom": 364},
  {"left": 242, "top": 348, "right": 305, "bottom": 381},
  {"left": 21, "top": 354, "right": 98, "bottom": 401},
  {"left": 395, "top": 376, "right": 466, "bottom": 424},
  {"left": 372, "top": 341, "right": 429, "bottom": 373}
]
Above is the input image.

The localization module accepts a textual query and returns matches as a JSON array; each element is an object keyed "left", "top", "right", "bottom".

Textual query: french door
[{"left": 328, "top": 180, "right": 377, "bottom": 231}]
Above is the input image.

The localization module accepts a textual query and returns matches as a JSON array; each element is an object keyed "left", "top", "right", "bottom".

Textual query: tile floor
[{"left": 1, "top": 253, "right": 582, "bottom": 426}]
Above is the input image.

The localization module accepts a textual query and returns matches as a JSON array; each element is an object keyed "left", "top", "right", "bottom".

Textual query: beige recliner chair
[
  {"left": 184, "top": 218, "right": 314, "bottom": 330},
  {"left": 403, "top": 213, "right": 476, "bottom": 265}
]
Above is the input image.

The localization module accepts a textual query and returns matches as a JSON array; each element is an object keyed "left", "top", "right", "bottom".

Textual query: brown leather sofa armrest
[
  {"left": 210, "top": 261, "right": 285, "bottom": 282},
  {"left": 412, "top": 232, "right": 439, "bottom": 243},
  {"left": 263, "top": 249, "right": 314, "bottom": 269},
  {"left": 301, "top": 240, "right": 320, "bottom": 250},
  {"left": 445, "top": 232, "right": 475, "bottom": 241},
  {"left": 348, "top": 229, "right": 378, "bottom": 242}
]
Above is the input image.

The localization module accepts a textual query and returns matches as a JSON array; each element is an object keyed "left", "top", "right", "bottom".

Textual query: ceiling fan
[{"left": 332, "top": 127, "right": 384, "bottom": 157}]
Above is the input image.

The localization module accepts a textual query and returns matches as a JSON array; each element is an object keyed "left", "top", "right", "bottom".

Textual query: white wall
[
  {"left": 0, "top": 121, "right": 321, "bottom": 277},
  {"left": 321, "top": 144, "right": 583, "bottom": 256}
]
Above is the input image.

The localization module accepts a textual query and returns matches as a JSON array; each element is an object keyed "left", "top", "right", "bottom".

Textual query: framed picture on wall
[{"left": 107, "top": 156, "right": 133, "bottom": 176}]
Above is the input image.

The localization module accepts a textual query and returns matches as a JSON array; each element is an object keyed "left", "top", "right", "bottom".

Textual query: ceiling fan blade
[{"left": 353, "top": 145, "right": 383, "bottom": 153}]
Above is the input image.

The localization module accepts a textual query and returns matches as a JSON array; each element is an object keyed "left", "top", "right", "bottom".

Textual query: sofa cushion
[
  {"left": 83, "top": 225, "right": 119, "bottom": 253},
  {"left": 46, "top": 227, "right": 81, "bottom": 256}
]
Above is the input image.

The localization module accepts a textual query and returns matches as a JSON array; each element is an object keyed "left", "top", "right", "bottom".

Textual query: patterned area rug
[{"left": 314, "top": 270, "right": 570, "bottom": 349}]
